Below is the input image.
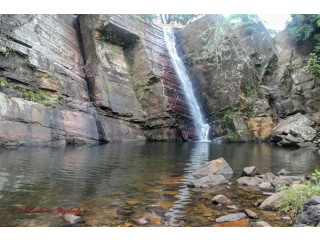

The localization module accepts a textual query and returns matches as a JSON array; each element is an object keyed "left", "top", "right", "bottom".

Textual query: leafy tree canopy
[
  {"left": 135, "top": 14, "right": 195, "bottom": 25},
  {"left": 286, "top": 14, "right": 320, "bottom": 43}
]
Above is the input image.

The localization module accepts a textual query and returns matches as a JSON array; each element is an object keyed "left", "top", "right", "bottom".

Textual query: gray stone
[
  {"left": 192, "top": 158, "right": 233, "bottom": 179},
  {"left": 278, "top": 169, "right": 291, "bottom": 175},
  {"left": 271, "top": 176, "right": 305, "bottom": 187},
  {"left": 63, "top": 214, "right": 82, "bottom": 225},
  {"left": 187, "top": 174, "right": 229, "bottom": 188},
  {"left": 259, "top": 191, "right": 286, "bottom": 211},
  {"left": 251, "top": 221, "right": 272, "bottom": 227},
  {"left": 296, "top": 196, "right": 320, "bottom": 226},
  {"left": 215, "top": 213, "right": 247, "bottom": 223},
  {"left": 245, "top": 209, "right": 258, "bottom": 219},
  {"left": 237, "top": 176, "right": 263, "bottom": 186},
  {"left": 241, "top": 166, "right": 257, "bottom": 177},
  {"left": 212, "top": 194, "right": 233, "bottom": 205},
  {"left": 259, "top": 182, "right": 273, "bottom": 191},
  {"left": 297, "top": 142, "right": 314, "bottom": 148},
  {"left": 262, "top": 172, "right": 277, "bottom": 181},
  {"left": 290, "top": 125, "right": 316, "bottom": 141}
]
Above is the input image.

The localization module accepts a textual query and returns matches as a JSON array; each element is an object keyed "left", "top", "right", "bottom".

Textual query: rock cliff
[
  {"left": 178, "top": 15, "right": 319, "bottom": 146},
  {"left": 0, "top": 14, "right": 319, "bottom": 146},
  {"left": 0, "top": 14, "right": 193, "bottom": 146}
]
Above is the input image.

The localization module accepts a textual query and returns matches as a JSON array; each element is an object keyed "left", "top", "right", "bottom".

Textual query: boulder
[
  {"left": 187, "top": 174, "right": 228, "bottom": 188},
  {"left": 212, "top": 195, "right": 233, "bottom": 205},
  {"left": 241, "top": 166, "right": 257, "bottom": 177},
  {"left": 63, "top": 214, "right": 82, "bottom": 225},
  {"left": 258, "top": 182, "right": 273, "bottom": 191},
  {"left": 259, "top": 191, "right": 286, "bottom": 211},
  {"left": 192, "top": 158, "right": 233, "bottom": 179},
  {"left": 245, "top": 209, "right": 258, "bottom": 219},
  {"left": 262, "top": 172, "right": 277, "bottom": 181},
  {"left": 237, "top": 176, "right": 263, "bottom": 186},
  {"left": 215, "top": 213, "right": 247, "bottom": 223},
  {"left": 296, "top": 196, "right": 320, "bottom": 226},
  {"left": 278, "top": 169, "right": 291, "bottom": 176},
  {"left": 251, "top": 221, "right": 272, "bottom": 227},
  {"left": 270, "top": 176, "right": 304, "bottom": 187}
]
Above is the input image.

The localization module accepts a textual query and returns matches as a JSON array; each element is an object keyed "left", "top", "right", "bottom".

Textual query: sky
[{"left": 258, "top": 14, "right": 292, "bottom": 31}]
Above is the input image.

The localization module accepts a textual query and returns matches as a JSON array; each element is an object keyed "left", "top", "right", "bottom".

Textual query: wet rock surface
[{"left": 192, "top": 158, "right": 233, "bottom": 179}]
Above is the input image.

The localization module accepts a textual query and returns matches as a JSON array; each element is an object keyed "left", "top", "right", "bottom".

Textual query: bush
[{"left": 277, "top": 181, "right": 320, "bottom": 218}]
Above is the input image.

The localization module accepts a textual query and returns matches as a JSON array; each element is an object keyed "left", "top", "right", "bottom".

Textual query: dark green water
[{"left": 0, "top": 142, "right": 319, "bottom": 226}]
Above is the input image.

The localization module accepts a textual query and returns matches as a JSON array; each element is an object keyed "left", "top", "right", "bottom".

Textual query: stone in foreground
[
  {"left": 212, "top": 195, "right": 233, "bottom": 205},
  {"left": 251, "top": 221, "right": 272, "bottom": 227},
  {"left": 192, "top": 158, "right": 233, "bottom": 179},
  {"left": 237, "top": 176, "right": 263, "bottom": 186},
  {"left": 259, "top": 191, "right": 286, "bottom": 211},
  {"left": 245, "top": 209, "right": 258, "bottom": 219},
  {"left": 213, "top": 218, "right": 249, "bottom": 227},
  {"left": 63, "top": 214, "right": 82, "bottom": 225},
  {"left": 278, "top": 169, "right": 291, "bottom": 176},
  {"left": 241, "top": 166, "right": 257, "bottom": 177},
  {"left": 215, "top": 213, "right": 247, "bottom": 223},
  {"left": 296, "top": 196, "right": 320, "bottom": 226},
  {"left": 187, "top": 174, "right": 228, "bottom": 188}
]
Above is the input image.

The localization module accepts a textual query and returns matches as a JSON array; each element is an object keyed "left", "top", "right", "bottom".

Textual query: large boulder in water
[
  {"left": 187, "top": 174, "right": 228, "bottom": 188},
  {"left": 192, "top": 158, "right": 233, "bottom": 179}
]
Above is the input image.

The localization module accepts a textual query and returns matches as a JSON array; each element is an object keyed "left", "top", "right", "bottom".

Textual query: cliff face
[
  {"left": 0, "top": 14, "right": 319, "bottom": 146},
  {"left": 0, "top": 14, "right": 192, "bottom": 146},
  {"left": 179, "top": 15, "right": 319, "bottom": 144}
]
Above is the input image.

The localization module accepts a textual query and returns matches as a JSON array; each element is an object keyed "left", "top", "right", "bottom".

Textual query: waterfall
[{"left": 163, "top": 27, "right": 210, "bottom": 142}]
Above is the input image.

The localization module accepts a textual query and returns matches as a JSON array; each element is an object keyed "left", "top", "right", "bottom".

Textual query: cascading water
[{"left": 163, "top": 27, "right": 210, "bottom": 141}]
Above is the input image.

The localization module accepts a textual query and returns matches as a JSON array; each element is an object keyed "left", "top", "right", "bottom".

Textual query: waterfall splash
[{"left": 163, "top": 27, "right": 210, "bottom": 142}]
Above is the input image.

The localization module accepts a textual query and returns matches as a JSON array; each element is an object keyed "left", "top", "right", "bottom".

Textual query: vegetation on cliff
[{"left": 286, "top": 14, "right": 320, "bottom": 77}]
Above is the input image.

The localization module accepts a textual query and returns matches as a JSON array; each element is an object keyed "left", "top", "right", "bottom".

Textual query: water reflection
[{"left": 0, "top": 142, "right": 319, "bottom": 226}]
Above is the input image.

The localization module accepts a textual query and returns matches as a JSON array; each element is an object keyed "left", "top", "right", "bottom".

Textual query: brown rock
[
  {"left": 212, "top": 194, "right": 233, "bottom": 205},
  {"left": 192, "top": 157, "right": 233, "bottom": 178}
]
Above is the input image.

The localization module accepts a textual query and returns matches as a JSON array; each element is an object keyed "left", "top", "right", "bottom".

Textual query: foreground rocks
[
  {"left": 187, "top": 174, "right": 228, "bottom": 188},
  {"left": 296, "top": 196, "right": 320, "bottom": 226},
  {"left": 192, "top": 158, "right": 233, "bottom": 179},
  {"left": 259, "top": 191, "right": 286, "bottom": 210},
  {"left": 188, "top": 158, "right": 232, "bottom": 188}
]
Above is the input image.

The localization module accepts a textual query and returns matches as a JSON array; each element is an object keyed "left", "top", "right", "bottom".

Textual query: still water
[{"left": 0, "top": 142, "right": 319, "bottom": 226}]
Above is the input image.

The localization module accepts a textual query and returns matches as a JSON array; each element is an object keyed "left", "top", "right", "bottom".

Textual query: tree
[
  {"left": 286, "top": 15, "right": 320, "bottom": 78},
  {"left": 136, "top": 14, "right": 157, "bottom": 23},
  {"left": 286, "top": 14, "right": 320, "bottom": 43}
]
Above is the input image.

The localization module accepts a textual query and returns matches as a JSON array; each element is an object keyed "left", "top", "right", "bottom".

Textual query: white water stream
[{"left": 163, "top": 27, "right": 210, "bottom": 141}]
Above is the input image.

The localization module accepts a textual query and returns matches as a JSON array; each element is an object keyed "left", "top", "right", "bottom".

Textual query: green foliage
[
  {"left": 227, "top": 14, "right": 259, "bottom": 25},
  {"left": 244, "top": 24, "right": 256, "bottom": 36},
  {"left": 277, "top": 181, "right": 320, "bottom": 218},
  {"left": 286, "top": 14, "right": 320, "bottom": 43},
  {"left": 301, "top": 51, "right": 320, "bottom": 77},
  {"left": 312, "top": 169, "right": 320, "bottom": 184},
  {"left": 0, "top": 77, "right": 7, "bottom": 88},
  {"left": 226, "top": 131, "right": 235, "bottom": 142}
]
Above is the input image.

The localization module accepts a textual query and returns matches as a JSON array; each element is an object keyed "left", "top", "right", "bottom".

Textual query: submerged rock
[
  {"left": 241, "top": 166, "right": 257, "bottom": 177},
  {"left": 259, "top": 191, "right": 285, "bottom": 211},
  {"left": 251, "top": 221, "right": 272, "bottom": 227},
  {"left": 213, "top": 218, "right": 249, "bottom": 227},
  {"left": 212, "top": 195, "right": 233, "bottom": 205},
  {"left": 145, "top": 205, "right": 165, "bottom": 216},
  {"left": 192, "top": 158, "right": 233, "bottom": 179},
  {"left": 187, "top": 174, "right": 228, "bottom": 188}
]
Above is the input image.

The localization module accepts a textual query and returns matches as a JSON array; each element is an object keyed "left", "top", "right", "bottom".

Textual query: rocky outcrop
[
  {"left": 259, "top": 191, "right": 285, "bottom": 211},
  {"left": 0, "top": 14, "right": 197, "bottom": 145},
  {"left": 271, "top": 113, "right": 318, "bottom": 147}
]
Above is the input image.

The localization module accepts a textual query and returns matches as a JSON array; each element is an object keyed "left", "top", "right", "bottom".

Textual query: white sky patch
[{"left": 258, "top": 14, "right": 291, "bottom": 31}]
